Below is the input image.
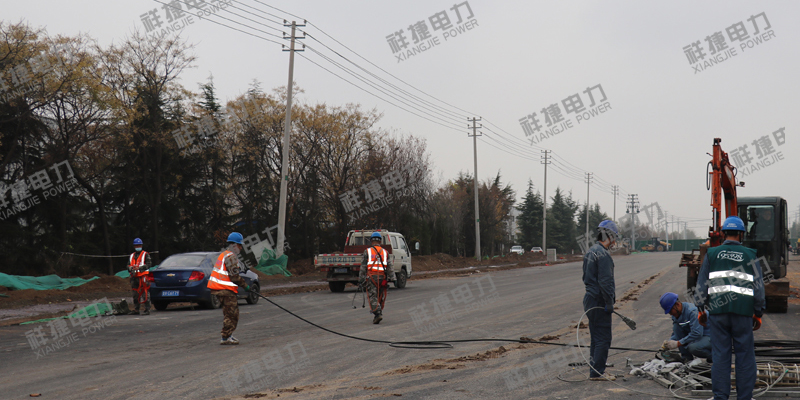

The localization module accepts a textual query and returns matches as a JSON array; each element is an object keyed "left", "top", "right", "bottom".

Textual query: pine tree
[
  {"left": 516, "top": 180, "right": 543, "bottom": 249},
  {"left": 547, "top": 188, "right": 579, "bottom": 253}
]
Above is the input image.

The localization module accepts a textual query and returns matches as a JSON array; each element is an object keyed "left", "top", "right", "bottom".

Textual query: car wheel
[
  {"left": 153, "top": 301, "right": 169, "bottom": 311},
  {"left": 394, "top": 268, "right": 408, "bottom": 289},
  {"left": 246, "top": 283, "right": 260, "bottom": 304},
  {"left": 202, "top": 293, "right": 222, "bottom": 309},
  {"left": 329, "top": 281, "right": 346, "bottom": 292}
]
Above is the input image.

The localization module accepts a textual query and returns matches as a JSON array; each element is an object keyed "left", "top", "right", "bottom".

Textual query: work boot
[
  {"left": 142, "top": 310, "right": 150, "bottom": 315},
  {"left": 373, "top": 312, "right": 383, "bottom": 324},
  {"left": 131, "top": 308, "right": 140, "bottom": 315},
  {"left": 588, "top": 372, "right": 616, "bottom": 381}
]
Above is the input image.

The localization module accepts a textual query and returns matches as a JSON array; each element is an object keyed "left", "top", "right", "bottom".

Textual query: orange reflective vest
[
  {"left": 129, "top": 251, "right": 149, "bottom": 277},
  {"left": 207, "top": 251, "right": 239, "bottom": 293},
  {"left": 366, "top": 246, "right": 388, "bottom": 276}
]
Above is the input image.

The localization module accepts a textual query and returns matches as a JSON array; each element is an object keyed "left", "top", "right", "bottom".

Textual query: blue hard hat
[
  {"left": 722, "top": 216, "right": 745, "bottom": 232},
  {"left": 227, "top": 232, "right": 244, "bottom": 245},
  {"left": 133, "top": 238, "right": 143, "bottom": 246},
  {"left": 597, "top": 220, "right": 619, "bottom": 236},
  {"left": 370, "top": 232, "right": 382, "bottom": 240},
  {"left": 659, "top": 292, "right": 679, "bottom": 314}
]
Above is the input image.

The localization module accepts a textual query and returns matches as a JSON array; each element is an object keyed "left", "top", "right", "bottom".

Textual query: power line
[
  {"left": 152, "top": 0, "right": 288, "bottom": 45},
  {"left": 163, "top": 0, "right": 636, "bottom": 212},
  {"left": 302, "top": 45, "right": 465, "bottom": 128},
  {"left": 295, "top": 53, "right": 463, "bottom": 133}
]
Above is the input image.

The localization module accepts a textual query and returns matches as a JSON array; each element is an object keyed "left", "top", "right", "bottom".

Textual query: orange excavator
[{"left": 680, "top": 138, "right": 790, "bottom": 313}]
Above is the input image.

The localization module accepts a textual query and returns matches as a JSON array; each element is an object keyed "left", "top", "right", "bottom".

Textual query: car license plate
[
  {"left": 162, "top": 290, "right": 180, "bottom": 297},
  {"left": 334, "top": 268, "right": 348, "bottom": 274}
]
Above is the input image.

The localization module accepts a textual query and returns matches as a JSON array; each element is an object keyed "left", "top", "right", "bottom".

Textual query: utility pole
[
  {"left": 585, "top": 173, "right": 593, "bottom": 250},
  {"left": 612, "top": 185, "right": 618, "bottom": 222},
  {"left": 684, "top": 221, "right": 687, "bottom": 240},
  {"left": 469, "top": 117, "right": 482, "bottom": 260},
  {"left": 541, "top": 150, "right": 550, "bottom": 252},
  {"left": 276, "top": 20, "right": 305, "bottom": 256},
  {"left": 626, "top": 194, "right": 640, "bottom": 250},
  {"left": 672, "top": 216, "right": 676, "bottom": 246},
  {"left": 664, "top": 211, "right": 669, "bottom": 247}
]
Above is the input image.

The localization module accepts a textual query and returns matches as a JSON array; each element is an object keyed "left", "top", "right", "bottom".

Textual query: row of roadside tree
[{"left": 1, "top": 22, "right": 614, "bottom": 277}]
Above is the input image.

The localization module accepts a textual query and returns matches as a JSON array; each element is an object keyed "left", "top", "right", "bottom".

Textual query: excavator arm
[
  {"left": 708, "top": 138, "right": 742, "bottom": 247},
  {"left": 681, "top": 138, "right": 743, "bottom": 289}
]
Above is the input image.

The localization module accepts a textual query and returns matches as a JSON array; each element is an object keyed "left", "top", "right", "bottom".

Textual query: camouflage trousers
[
  {"left": 213, "top": 290, "right": 239, "bottom": 338},
  {"left": 366, "top": 275, "right": 388, "bottom": 314},
  {"left": 130, "top": 276, "right": 150, "bottom": 312}
]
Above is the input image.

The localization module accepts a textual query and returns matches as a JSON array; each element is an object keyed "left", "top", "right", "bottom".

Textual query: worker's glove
[
  {"left": 752, "top": 315, "right": 762, "bottom": 331},
  {"left": 603, "top": 304, "right": 614, "bottom": 314},
  {"left": 666, "top": 340, "right": 680, "bottom": 350},
  {"left": 698, "top": 311, "right": 707, "bottom": 327}
]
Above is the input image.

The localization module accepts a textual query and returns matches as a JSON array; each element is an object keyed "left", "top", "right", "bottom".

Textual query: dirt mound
[
  {"left": 287, "top": 257, "right": 315, "bottom": 276},
  {"left": 619, "top": 273, "right": 661, "bottom": 303},
  {"left": 443, "top": 345, "right": 509, "bottom": 362},
  {"left": 0, "top": 274, "right": 130, "bottom": 310},
  {"left": 66, "top": 275, "right": 130, "bottom": 293},
  {"left": 520, "top": 334, "right": 560, "bottom": 342},
  {"left": 384, "top": 362, "right": 466, "bottom": 375}
]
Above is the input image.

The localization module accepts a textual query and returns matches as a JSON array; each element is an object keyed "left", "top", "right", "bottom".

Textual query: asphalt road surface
[{"left": 1, "top": 252, "right": 798, "bottom": 399}]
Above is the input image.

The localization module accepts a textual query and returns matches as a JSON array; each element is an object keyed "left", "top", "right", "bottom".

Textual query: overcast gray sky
[{"left": 7, "top": 0, "right": 799, "bottom": 236}]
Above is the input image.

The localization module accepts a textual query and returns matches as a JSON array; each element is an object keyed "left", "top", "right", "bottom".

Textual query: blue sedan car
[{"left": 148, "top": 252, "right": 260, "bottom": 311}]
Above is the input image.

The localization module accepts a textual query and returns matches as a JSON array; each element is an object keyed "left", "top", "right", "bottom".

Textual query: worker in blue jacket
[
  {"left": 659, "top": 292, "right": 711, "bottom": 361},
  {"left": 582, "top": 220, "right": 619, "bottom": 381}
]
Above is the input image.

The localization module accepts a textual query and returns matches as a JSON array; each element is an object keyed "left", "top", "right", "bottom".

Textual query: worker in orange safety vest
[
  {"left": 129, "top": 238, "right": 152, "bottom": 315},
  {"left": 358, "top": 232, "right": 396, "bottom": 324},
  {"left": 207, "top": 232, "right": 250, "bottom": 345}
]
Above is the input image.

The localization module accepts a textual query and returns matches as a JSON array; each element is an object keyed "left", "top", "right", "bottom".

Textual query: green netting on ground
[
  {"left": 254, "top": 248, "right": 291, "bottom": 276},
  {"left": 20, "top": 301, "right": 113, "bottom": 325},
  {"left": 0, "top": 272, "right": 99, "bottom": 291},
  {"left": 114, "top": 266, "right": 158, "bottom": 279}
]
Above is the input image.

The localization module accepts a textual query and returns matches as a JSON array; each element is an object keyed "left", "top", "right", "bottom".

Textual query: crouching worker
[
  {"left": 659, "top": 292, "right": 711, "bottom": 362},
  {"left": 208, "top": 232, "right": 250, "bottom": 345},
  {"left": 359, "top": 232, "right": 396, "bottom": 324}
]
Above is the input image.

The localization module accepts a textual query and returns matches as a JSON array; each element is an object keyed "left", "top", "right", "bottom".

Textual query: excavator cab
[{"left": 738, "top": 197, "right": 790, "bottom": 280}]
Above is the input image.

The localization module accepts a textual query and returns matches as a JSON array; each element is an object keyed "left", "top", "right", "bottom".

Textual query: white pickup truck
[{"left": 315, "top": 230, "right": 412, "bottom": 292}]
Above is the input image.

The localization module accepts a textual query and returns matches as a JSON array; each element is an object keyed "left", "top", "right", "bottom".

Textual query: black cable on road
[{"left": 258, "top": 293, "right": 655, "bottom": 352}]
